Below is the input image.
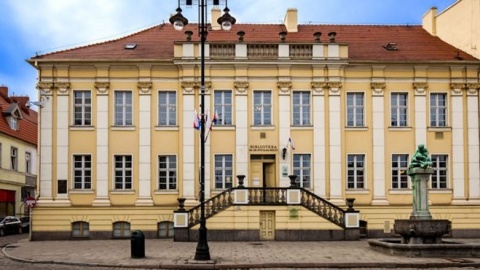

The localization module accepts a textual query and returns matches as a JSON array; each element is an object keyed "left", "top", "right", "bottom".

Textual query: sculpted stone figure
[{"left": 408, "top": 144, "right": 432, "bottom": 169}]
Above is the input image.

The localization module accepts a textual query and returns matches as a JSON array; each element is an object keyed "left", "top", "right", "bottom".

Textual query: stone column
[
  {"left": 408, "top": 167, "right": 434, "bottom": 220},
  {"left": 234, "top": 81, "right": 249, "bottom": 185},
  {"left": 278, "top": 81, "right": 292, "bottom": 188},
  {"left": 371, "top": 82, "right": 388, "bottom": 205},
  {"left": 136, "top": 82, "right": 153, "bottom": 206},
  {"left": 181, "top": 81, "right": 197, "bottom": 204},
  {"left": 55, "top": 82, "right": 71, "bottom": 205},
  {"left": 312, "top": 81, "right": 326, "bottom": 197},
  {"left": 467, "top": 84, "right": 480, "bottom": 202},
  {"left": 328, "top": 82, "right": 344, "bottom": 205},
  {"left": 451, "top": 83, "right": 467, "bottom": 204},
  {"left": 413, "top": 82, "right": 428, "bottom": 146}
]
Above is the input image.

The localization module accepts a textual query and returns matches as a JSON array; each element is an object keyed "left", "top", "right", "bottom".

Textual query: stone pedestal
[{"left": 408, "top": 167, "right": 434, "bottom": 220}]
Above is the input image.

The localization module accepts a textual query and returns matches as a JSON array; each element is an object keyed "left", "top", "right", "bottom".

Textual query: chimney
[
  {"left": 422, "top": 7, "right": 437, "bottom": 36},
  {"left": 284, "top": 8, "right": 298, "bottom": 33},
  {"left": 211, "top": 8, "right": 221, "bottom": 30},
  {"left": 0, "top": 86, "right": 8, "bottom": 98}
]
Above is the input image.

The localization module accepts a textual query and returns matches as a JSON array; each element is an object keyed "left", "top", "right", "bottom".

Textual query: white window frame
[
  {"left": 390, "top": 92, "right": 408, "bottom": 127},
  {"left": 214, "top": 154, "right": 233, "bottom": 189},
  {"left": 346, "top": 92, "right": 365, "bottom": 127},
  {"left": 430, "top": 93, "right": 447, "bottom": 127},
  {"left": 114, "top": 155, "right": 133, "bottom": 190},
  {"left": 73, "top": 90, "right": 92, "bottom": 126},
  {"left": 391, "top": 154, "right": 409, "bottom": 189},
  {"left": 73, "top": 154, "right": 92, "bottom": 190},
  {"left": 158, "top": 155, "right": 177, "bottom": 190},
  {"left": 158, "top": 91, "right": 177, "bottom": 126},
  {"left": 347, "top": 154, "right": 365, "bottom": 189},
  {"left": 292, "top": 91, "right": 311, "bottom": 126},
  {"left": 253, "top": 90, "right": 272, "bottom": 126},
  {"left": 293, "top": 154, "right": 311, "bottom": 188},
  {"left": 114, "top": 91, "right": 133, "bottom": 126},
  {"left": 10, "top": 147, "right": 18, "bottom": 171},
  {"left": 214, "top": 90, "right": 233, "bottom": 125},
  {"left": 25, "top": 152, "right": 31, "bottom": 174}
]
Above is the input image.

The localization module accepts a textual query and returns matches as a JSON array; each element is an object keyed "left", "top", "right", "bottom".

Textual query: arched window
[
  {"left": 113, "top": 221, "right": 131, "bottom": 238},
  {"left": 72, "top": 221, "right": 89, "bottom": 238},
  {"left": 158, "top": 221, "right": 174, "bottom": 238}
]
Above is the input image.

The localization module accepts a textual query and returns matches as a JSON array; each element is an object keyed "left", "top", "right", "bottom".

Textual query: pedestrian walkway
[{"left": 3, "top": 238, "right": 480, "bottom": 269}]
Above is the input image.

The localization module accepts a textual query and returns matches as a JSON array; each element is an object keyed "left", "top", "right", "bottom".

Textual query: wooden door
[{"left": 259, "top": 211, "right": 275, "bottom": 240}]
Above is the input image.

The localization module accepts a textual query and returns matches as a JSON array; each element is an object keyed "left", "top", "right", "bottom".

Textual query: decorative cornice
[
  {"left": 467, "top": 83, "right": 480, "bottom": 90},
  {"left": 137, "top": 82, "right": 152, "bottom": 95},
  {"left": 181, "top": 81, "right": 211, "bottom": 94},
  {"left": 371, "top": 82, "right": 386, "bottom": 95},
  {"left": 413, "top": 82, "right": 428, "bottom": 95},
  {"left": 328, "top": 82, "right": 342, "bottom": 95},
  {"left": 56, "top": 82, "right": 71, "bottom": 94},
  {"left": 36, "top": 82, "right": 54, "bottom": 94},
  {"left": 451, "top": 83, "right": 466, "bottom": 95},
  {"left": 311, "top": 82, "right": 328, "bottom": 95},
  {"left": 94, "top": 82, "right": 110, "bottom": 94},
  {"left": 234, "top": 81, "right": 249, "bottom": 94},
  {"left": 277, "top": 81, "right": 292, "bottom": 93}
]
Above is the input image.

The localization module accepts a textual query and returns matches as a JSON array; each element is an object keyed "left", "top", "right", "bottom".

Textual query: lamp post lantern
[{"left": 169, "top": 0, "right": 235, "bottom": 261}]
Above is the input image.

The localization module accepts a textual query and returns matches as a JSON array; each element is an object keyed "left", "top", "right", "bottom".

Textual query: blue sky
[{"left": 0, "top": 0, "right": 456, "bottom": 102}]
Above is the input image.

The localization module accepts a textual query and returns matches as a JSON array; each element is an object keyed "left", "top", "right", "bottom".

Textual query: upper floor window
[
  {"left": 72, "top": 221, "right": 89, "bottom": 238},
  {"left": 214, "top": 90, "right": 232, "bottom": 125},
  {"left": 346, "top": 93, "right": 364, "bottom": 127},
  {"left": 347, "top": 154, "right": 365, "bottom": 189},
  {"left": 431, "top": 155, "right": 448, "bottom": 189},
  {"left": 114, "top": 91, "right": 133, "bottom": 126},
  {"left": 391, "top": 93, "right": 408, "bottom": 127},
  {"left": 25, "top": 152, "right": 31, "bottom": 174},
  {"left": 0, "top": 143, "right": 2, "bottom": 168},
  {"left": 391, "top": 154, "right": 408, "bottom": 189},
  {"left": 293, "top": 154, "right": 311, "bottom": 188},
  {"left": 430, "top": 93, "right": 447, "bottom": 127},
  {"left": 74, "top": 90, "right": 92, "bottom": 126},
  {"left": 10, "top": 147, "right": 18, "bottom": 171},
  {"left": 73, "top": 155, "right": 92, "bottom": 190},
  {"left": 7, "top": 117, "right": 18, "bottom": 130},
  {"left": 114, "top": 155, "right": 132, "bottom": 190},
  {"left": 113, "top": 221, "right": 131, "bottom": 238},
  {"left": 253, "top": 91, "right": 271, "bottom": 125},
  {"left": 158, "top": 91, "right": 176, "bottom": 126},
  {"left": 158, "top": 155, "right": 177, "bottom": 190},
  {"left": 214, "top": 154, "right": 233, "bottom": 189},
  {"left": 292, "top": 91, "right": 310, "bottom": 126}
]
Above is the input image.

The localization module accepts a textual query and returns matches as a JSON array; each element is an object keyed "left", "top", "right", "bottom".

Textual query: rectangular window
[
  {"left": 74, "top": 90, "right": 92, "bottom": 126},
  {"left": 347, "top": 154, "right": 365, "bottom": 189},
  {"left": 391, "top": 93, "right": 408, "bottom": 127},
  {"left": 253, "top": 91, "right": 271, "bottom": 125},
  {"left": 10, "top": 147, "right": 18, "bottom": 171},
  {"left": 72, "top": 221, "right": 90, "bottom": 238},
  {"left": 73, "top": 155, "right": 92, "bottom": 190},
  {"left": 431, "top": 155, "right": 448, "bottom": 189},
  {"left": 430, "top": 93, "right": 447, "bottom": 127},
  {"left": 0, "top": 143, "right": 2, "bottom": 168},
  {"left": 346, "top": 93, "right": 364, "bottom": 127},
  {"left": 158, "top": 91, "right": 177, "bottom": 126},
  {"left": 114, "top": 91, "right": 133, "bottom": 126},
  {"left": 8, "top": 117, "right": 18, "bottom": 130},
  {"left": 293, "top": 91, "right": 310, "bottom": 126},
  {"left": 158, "top": 155, "right": 177, "bottom": 190},
  {"left": 114, "top": 155, "right": 132, "bottom": 190},
  {"left": 214, "top": 90, "right": 232, "bottom": 125},
  {"left": 293, "top": 154, "right": 311, "bottom": 188},
  {"left": 391, "top": 154, "right": 408, "bottom": 189},
  {"left": 214, "top": 154, "right": 233, "bottom": 189},
  {"left": 25, "top": 152, "right": 31, "bottom": 174}
]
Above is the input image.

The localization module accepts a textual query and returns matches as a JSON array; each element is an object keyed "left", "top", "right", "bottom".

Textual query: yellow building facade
[{"left": 29, "top": 8, "right": 480, "bottom": 240}]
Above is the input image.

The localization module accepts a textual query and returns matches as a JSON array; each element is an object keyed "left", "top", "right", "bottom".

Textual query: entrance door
[{"left": 259, "top": 211, "right": 275, "bottom": 240}]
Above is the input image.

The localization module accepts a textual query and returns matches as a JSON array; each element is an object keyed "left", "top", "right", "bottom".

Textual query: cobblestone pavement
[{"left": 2, "top": 234, "right": 480, "bottom": 269}]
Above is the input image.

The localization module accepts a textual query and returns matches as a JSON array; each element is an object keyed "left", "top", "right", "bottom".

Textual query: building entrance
[{"left": 249, "top": 155, "right": 276, "bottom": 188}]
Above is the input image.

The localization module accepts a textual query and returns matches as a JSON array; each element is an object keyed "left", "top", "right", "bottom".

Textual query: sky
[{"left": 0, "top": 0, "right": 457, "bottom": 103}]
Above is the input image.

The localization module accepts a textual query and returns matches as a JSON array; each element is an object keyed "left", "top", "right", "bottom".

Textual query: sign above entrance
[{"left": 249, "top": 145, "right": 278, "bottom": 152}]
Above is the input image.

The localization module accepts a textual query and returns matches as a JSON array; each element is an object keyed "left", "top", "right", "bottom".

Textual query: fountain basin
[{"left": 394, "top": 219, "right": 451, "bottom": 244}]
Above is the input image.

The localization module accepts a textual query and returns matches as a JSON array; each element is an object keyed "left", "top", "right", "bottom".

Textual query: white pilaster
[
  {"left": 136, "top": 84, "right": 154, "bottom": 206},
  {"left": 235, "top": 81, "right": 249, "bottom": 185},
  {"left": 312, "top": 82, "right": 326, "bottom": 197},
  {"left": 467, "top": 86, "right": 480, "bottom": 202},
  {"left": 278, "top": 81, "right": 291, "bottom": 188},
  {"left": 37, "top": 84, "right": 54, "bottom": 203},
  {"left": 55, "top": 87, "right": 71, "bottom": 205},
  {"left": 371, "top": 83, "right": 388, "bottom": 205},
  {"left": 328, "top": 83, "right": 344, "bottom": 205},
  {"left": 93, "top": 83, "right": 111, "bottom": 206},
  {"left": 204, "top": 86, "right": 211, "bottom": 199},
  {"left": 413, "top": 83, "right": 428, "bottom": 146},
  {"left": 182, "top": 82, "right": 196, "bottom": 202},
  {"left": 451, "top": 86, "right": 467, "bottom": 204}
]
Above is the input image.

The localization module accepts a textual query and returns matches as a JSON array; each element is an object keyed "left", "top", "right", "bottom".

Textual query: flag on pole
[
  {"left": 212, "top": 109, "right": 218, "bottom": 125},
  {"left": 288, "top": 137, "right": 296, "bottom": 150},
  {"left": 193, "top": 109, "right": 200, "bottom": 130}
]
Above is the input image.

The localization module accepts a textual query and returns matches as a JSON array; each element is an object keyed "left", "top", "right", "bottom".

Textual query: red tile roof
[
  {"left": 31, "top": 23, "right": 478, "bottom": 62},
  {"left": 0, "top": 87, "right": 38, "bottom": 146}
]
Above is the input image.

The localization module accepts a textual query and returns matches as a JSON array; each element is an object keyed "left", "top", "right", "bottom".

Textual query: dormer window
[
  {"left": 8, "top": 116, "right": 18, "bottom": 130},
  {"left": 3, "top": 103, "right": 22, "bottom": 130}
]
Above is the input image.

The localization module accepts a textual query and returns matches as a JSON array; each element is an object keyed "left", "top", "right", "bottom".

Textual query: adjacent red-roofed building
[
  {"left": 0, "top": 86, "right": 38, "bottom": 218},
  {"left": 27, "top": 6, "right": 480, "bottom": 241}
]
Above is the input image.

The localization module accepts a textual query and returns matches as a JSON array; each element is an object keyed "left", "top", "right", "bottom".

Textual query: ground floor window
[
  {"left": 292, "top": 154, "right": 311, "bottom": 188},
  {"left": 113, "top": 221, "right": 131, "bottom": 238},
  {"left": 347, "top": 154, "right": 365, "bottom": 189},
  {"left": 158, "top": 221, "right": 174, "bottom": 238},
  {"left": 72, "top": 221, "right": 89, "bottom": 237}
]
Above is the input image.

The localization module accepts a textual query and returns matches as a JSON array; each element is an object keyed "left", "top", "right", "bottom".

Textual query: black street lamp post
[{"left": 169, "top": 0, "right": 236, "bottom": 261}]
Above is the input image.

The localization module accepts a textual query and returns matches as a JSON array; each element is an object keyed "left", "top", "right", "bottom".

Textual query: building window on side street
[
  {"left": 114, "top": 155, "right": 133, "bottom": 190},
  {"left": 158, "top": 91, "right": 177, "bottom": 126},
  {"left": 215, "top": 154, "right": 233, "bottom": 189},
  {"left": 292, "top": 91, "right": 311, "bottom": 126},
  {"left": 158, "top": 221, "right": 174, "bottom": 238},
  {"left": 25, "top": 152, "right": 31, "bottom": 174},
  {"left": 114, "top": 91, "right": 133, "bottom": 126},
  {"left": 73, "top": 90, "right": 92, "bottom": 126},
  {"left": 113, "top": 221, "right": 131, "bottom": 238},
  {"left": 391, "top": 154, "right": 409, "bottom": 189},
  {"left": 158, "top": 155, "right": 177, "bottom": 190},
  {"left": 72, "top": 221, "right": 89, "bottom": 238},
  {"left": 10, "top": 147, "right": 18, "bottom": 171},
  {"left": 431, "top": 154, "right": 448, "bottom": 189},
  {"left": 73, "top": 155, "right": 92, "bottom": 190},
  {"left": 214, "top": 90, "right": 232, "bottom": 125},
  {"left": 347, "top": 154, "right": 365, "bottom": 189}
]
